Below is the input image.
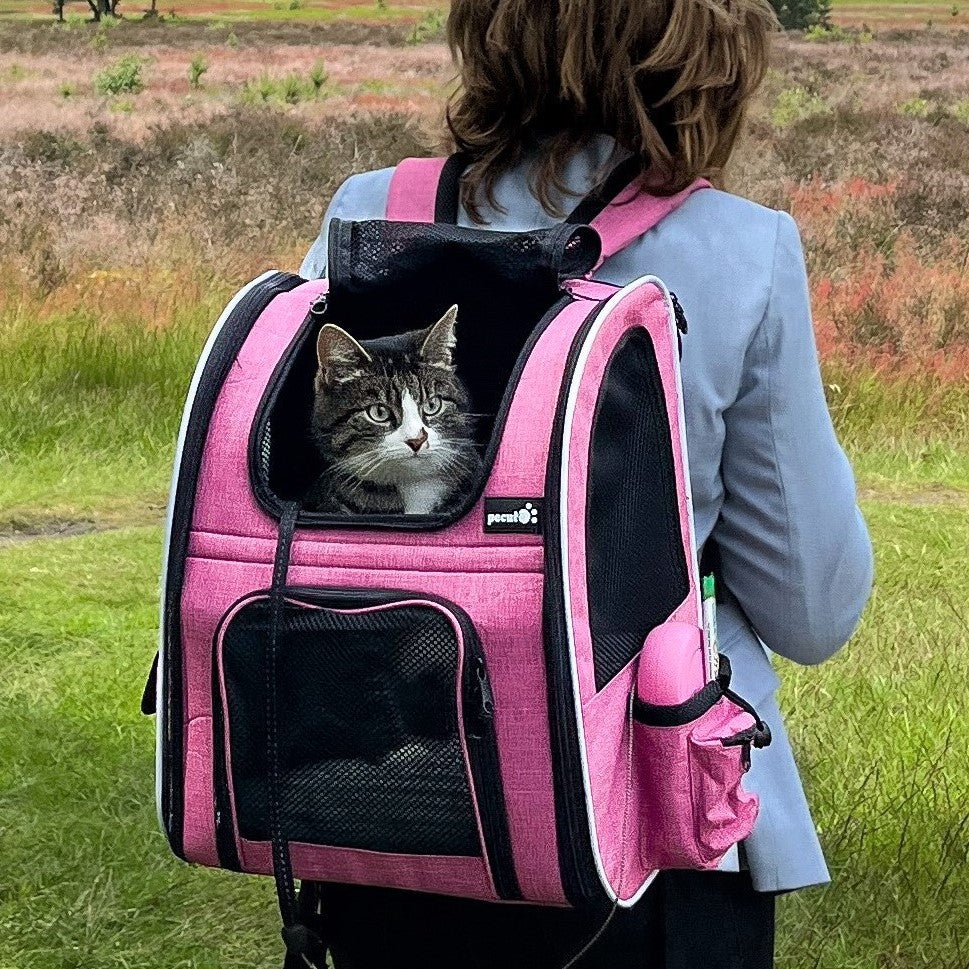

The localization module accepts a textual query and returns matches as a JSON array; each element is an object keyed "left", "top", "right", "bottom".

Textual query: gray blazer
[{"left": 300, "top": 137, "right": 875, "bottom": 892}]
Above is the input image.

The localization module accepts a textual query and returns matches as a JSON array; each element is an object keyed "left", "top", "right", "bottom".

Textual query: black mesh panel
[
  {"left": 586, "top": 329, "right": 690, "bottom": 691},
  {"left": 221, "top": 599, "right": 480, "bottom": 856}
]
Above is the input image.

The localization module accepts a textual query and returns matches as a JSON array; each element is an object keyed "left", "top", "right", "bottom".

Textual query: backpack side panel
[
  {"left": 554, "top": 278, "right": 704, "bottom": 905},
  {"left": 157, "top": 271, "right": 304, "bottom": 858}
]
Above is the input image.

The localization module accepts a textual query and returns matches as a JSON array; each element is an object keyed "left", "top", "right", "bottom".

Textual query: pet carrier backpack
[{"left": 143, "top": 155, "right": 771, "bottom": 969}]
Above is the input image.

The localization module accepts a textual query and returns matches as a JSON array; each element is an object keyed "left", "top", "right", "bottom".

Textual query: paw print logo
[{"left": 517, "top": 502, "right": 539, "bottom": 526}]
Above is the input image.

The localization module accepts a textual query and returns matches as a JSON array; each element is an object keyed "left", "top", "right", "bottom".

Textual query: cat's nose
[{"left": 405, "top": 428, "right": 429, "bottom": 453}]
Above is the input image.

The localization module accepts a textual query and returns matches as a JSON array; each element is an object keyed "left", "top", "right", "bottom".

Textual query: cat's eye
[
  {"left": 364, "top": 403, "right": 392, "bottom": 424},
  {"left": 422, "top": 396, "right": 443, "bottom": 417}
]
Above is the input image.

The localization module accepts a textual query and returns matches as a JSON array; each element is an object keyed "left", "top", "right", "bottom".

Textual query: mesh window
[
  {"left": 221, "top": 599, "right": 480, "bottom": 857},
  {"left": 586, "top": 329, "right": 690, "bottom": 691}
]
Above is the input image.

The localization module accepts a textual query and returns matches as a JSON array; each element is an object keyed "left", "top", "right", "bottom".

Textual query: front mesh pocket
[{"left": 219, "top": 595, "right": 480, "bottom": 857}]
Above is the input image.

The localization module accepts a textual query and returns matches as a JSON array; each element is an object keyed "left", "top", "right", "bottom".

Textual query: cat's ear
[
  {"left": 316, "top": 324, "right": 372, "bottom": 385},
  {"left": 420, "top": 304, "right": 459, "bottom": 367}
]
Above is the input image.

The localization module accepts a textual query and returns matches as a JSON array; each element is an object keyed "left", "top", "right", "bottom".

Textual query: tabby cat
[{"left": 305, "top": 305, "right": 482, "bottom": 516}]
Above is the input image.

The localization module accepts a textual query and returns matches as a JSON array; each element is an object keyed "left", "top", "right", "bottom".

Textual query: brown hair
[{"left": 446, "top": 0, "right": 778, "bottom": 221}]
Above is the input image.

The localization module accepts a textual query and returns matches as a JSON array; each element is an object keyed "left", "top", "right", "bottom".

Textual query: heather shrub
[{"left": 0, "top": 110, "right": 427, "bottom": 299}]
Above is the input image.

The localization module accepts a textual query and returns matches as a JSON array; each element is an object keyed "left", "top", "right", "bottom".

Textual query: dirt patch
[
  {"left": 859, "top": 486, "right": 969, "bottom": 508},
  {"left": 0, "top": 512, "right": 165, "bottom": 546}
]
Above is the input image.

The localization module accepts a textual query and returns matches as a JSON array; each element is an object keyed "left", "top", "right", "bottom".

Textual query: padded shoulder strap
[
  {"left": 386, "top": 155, "right": 468, "bottom": 223},
  {"left": 587, "top": 177, "right": 711, "bottom": 265},
  {"left": 386, "top": 157, "right": 446, "bottom": 222}
]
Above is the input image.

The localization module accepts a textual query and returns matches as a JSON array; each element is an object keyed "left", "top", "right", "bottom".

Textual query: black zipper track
[
  {"left": 248, "top": 293, "right": 574, "bottom": 530},
  {"left": 542, "top": 301, "right": 612, "bottom": 909},
  {"left": 210, "top": 586, "right": 521, "bottom": 901},
  {"left": 161, "top": 271, "right": 303, "bottom": 859}
]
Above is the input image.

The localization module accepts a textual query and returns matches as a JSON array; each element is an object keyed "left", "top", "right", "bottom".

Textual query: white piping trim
[
  {"left": 558, "top": 275, "right": 701, "bottom": 907},
  {"left": 156, "top": 271, "right": 281, "bottom": 837}
]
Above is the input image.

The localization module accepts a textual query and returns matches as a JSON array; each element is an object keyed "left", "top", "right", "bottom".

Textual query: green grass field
[{"left": 1, "top": 300, "right": 968, "bottom": 969}]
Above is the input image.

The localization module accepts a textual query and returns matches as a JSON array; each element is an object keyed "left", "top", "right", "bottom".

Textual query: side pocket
[
  {"left": 632, "top": 657, "right": 769, "bottom": 871},
  {"left": 686, "top": 706, "right": 761, "bottom": 864}
]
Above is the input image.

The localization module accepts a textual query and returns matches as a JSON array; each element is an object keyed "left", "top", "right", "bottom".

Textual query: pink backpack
[{"left": 144, "top": 155, "right": 770, "bottom": 968}]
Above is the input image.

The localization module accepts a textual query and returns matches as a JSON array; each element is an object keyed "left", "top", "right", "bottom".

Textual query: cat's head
[{"left": 311, "top": 305, "right": 476, "bottom": 485}]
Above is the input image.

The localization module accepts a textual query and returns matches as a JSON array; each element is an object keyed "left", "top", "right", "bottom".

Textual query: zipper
[
  {"left": 542, "top": 302, "right": 611, "bottom": 908},
  {"left": 457, "top": 616, "right": 520, "bottom": 901},
  {"left": 211, "top": 586, "right": 521, "bottom": 901},
  {"left": 211, "top": 647, "right": 241, "bottom": 871},
  {"left": 161, "top": 271, "right": 303, "bottom": 859}
]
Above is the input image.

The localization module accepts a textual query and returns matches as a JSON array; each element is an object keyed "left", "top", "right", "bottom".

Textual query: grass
[
  {"left": 0, "top": 527, "right": 280, "bottom": 969},
  {"left": 777, "top": 499, "right": 969, "bottom": 969},
  {"left": 0, "top": 298, "right": 218, "bottom": 528}
]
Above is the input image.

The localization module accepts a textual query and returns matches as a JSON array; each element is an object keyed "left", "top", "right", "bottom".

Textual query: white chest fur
[{"left": 398, "top": 478, "right": 449, "bottom": 516}]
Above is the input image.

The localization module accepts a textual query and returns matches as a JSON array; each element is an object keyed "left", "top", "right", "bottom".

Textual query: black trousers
[{"left": 322, "top": 871, "right": 775, "bottom": 969}]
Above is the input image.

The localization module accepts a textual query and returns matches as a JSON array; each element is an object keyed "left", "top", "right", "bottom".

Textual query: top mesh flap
[{"left": 326, "top": 218, "right": 600, "bottom": 332}]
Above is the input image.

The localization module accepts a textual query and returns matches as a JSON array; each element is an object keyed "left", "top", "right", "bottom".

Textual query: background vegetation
[{"left": 0, "top": 6, "right": 967, "bottom": 969}]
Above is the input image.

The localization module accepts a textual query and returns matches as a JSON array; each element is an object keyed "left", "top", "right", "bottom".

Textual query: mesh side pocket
[{"left": 220, "top": 598, "right": 480, "bottom": 857}]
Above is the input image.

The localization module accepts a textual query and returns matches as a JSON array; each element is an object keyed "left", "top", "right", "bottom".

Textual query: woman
[{"left": 300, "top": 1, "right": 874, "bottom": 966}]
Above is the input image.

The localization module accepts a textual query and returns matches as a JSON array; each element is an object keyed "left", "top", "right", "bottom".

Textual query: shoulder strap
[
  {"left": 386, "top": 152, "right": 711, "bottom": 263},
  {"left": 583, "top": 177, "right": 711, "bottom": 266},
  {"left": 385, "top": 154, "right": 467, "bottom": 223}
]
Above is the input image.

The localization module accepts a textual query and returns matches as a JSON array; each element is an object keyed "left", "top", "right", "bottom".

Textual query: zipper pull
[
  {"left": 310, "top": 294, "right": 328, "bottom": 318},
  {"left": 670, "top": 292, "right": 688, "bottom": 334}
]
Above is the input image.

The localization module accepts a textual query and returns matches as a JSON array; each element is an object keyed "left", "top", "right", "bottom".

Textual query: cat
[{"left": 305, "top": 305, "right": 483, "bottom": 516}]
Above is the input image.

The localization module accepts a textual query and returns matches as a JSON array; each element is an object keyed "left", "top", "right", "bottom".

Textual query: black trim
[
  {"left": 248, "top": 293, "right": 574, "bottom": 530},
  {"left": 542, "top": 301, "right": 610, "bottom": 909},
  {"left": 564, "top": 156, "right": 642, "bottom": 227},
  {"left": 141, "top": 652, "right": 158, "bottom": 715},
  {"left": 632, "top": 679, "right": 724, "bottom": 728},
  {"left": 434, "top": 151, "right": 471, "bottom": 224},
  {"left": 210, "top": 586, "right": 521, "bottom": 902},
  {"left": 161, "top": 271, "right": 303, "bottom": 858}
]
